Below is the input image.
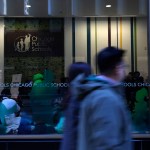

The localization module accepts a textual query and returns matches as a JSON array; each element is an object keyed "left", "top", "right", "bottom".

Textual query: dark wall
[{"left": 4, "top": 18, "right": 64, "bottom": 83}]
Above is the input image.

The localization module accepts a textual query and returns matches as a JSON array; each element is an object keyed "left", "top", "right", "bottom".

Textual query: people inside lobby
[{"left": 0, "top": 88, "right": 34, "bottom": 134}]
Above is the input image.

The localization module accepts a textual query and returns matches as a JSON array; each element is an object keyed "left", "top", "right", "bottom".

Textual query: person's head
[
  {"left": 97, "top": 46, "right": 126, "bottom": 81},
  {"left": 0, "top": 88, "right": 11, "bottom": 101},
  {"left": 67, "top": 62, "right": 92, "bottom": 82},
  {"left": 62, "top": 62, "right": 92, "bottom": 110}
]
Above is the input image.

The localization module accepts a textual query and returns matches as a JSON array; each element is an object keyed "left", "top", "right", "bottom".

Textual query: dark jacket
[{"left": 61, "top": 74, "right": 133, "bottom": 150}]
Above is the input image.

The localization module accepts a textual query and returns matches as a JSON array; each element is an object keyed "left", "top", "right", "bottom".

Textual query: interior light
[{"left": 106, "top": 5, "right": 111, "bottom": 8}]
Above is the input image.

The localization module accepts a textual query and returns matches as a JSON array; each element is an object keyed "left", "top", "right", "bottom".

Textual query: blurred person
[
  {"left": 73, "top": 47, "right": 133, "bottom": 150},
  {"left": 60, "top": 62, "right": 92, "bottom": 150},
  {"left": 61, "top": 62, "right": 92, "bottom": 110}
]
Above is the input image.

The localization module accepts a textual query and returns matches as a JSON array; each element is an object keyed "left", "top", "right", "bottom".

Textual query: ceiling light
[
  {"left": 106, "top": 5, "right": 111, "bottom": 8},
  {"left": 26, "top": 5, "right": 31, "bottom": 8}
]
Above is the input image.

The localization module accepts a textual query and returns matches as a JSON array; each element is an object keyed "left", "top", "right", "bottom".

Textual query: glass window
[
  {"left": 0, "top": 18, "right": 66, "bottom": 135},
  {"left": 0, "top": 1, "right": 149, "bottom": 136}
]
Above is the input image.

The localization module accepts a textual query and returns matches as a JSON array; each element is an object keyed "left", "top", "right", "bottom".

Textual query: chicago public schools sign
[{"left": 5, "top": 31, "right": 64, "bottom": 57}]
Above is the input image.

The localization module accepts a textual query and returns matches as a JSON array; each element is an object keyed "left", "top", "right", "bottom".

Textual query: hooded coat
[
  {"left": 61, "top": 74, "right": 133, "bottom": 150},
  {"left": 73, "top": 74, "right": 133, "bottom": 150}
]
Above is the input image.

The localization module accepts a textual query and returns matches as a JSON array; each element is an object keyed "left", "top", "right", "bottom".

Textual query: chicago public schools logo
[{"left": 14, "top": 33, "right": 38, "bottom": 52}]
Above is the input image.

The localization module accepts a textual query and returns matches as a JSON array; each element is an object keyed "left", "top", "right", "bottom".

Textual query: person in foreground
[
  {"left": 75, "top": 47, "right": 133, "bottom": 150},
  {"left": 60, "top": 62, "right": 92, "bottom": 150}
]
